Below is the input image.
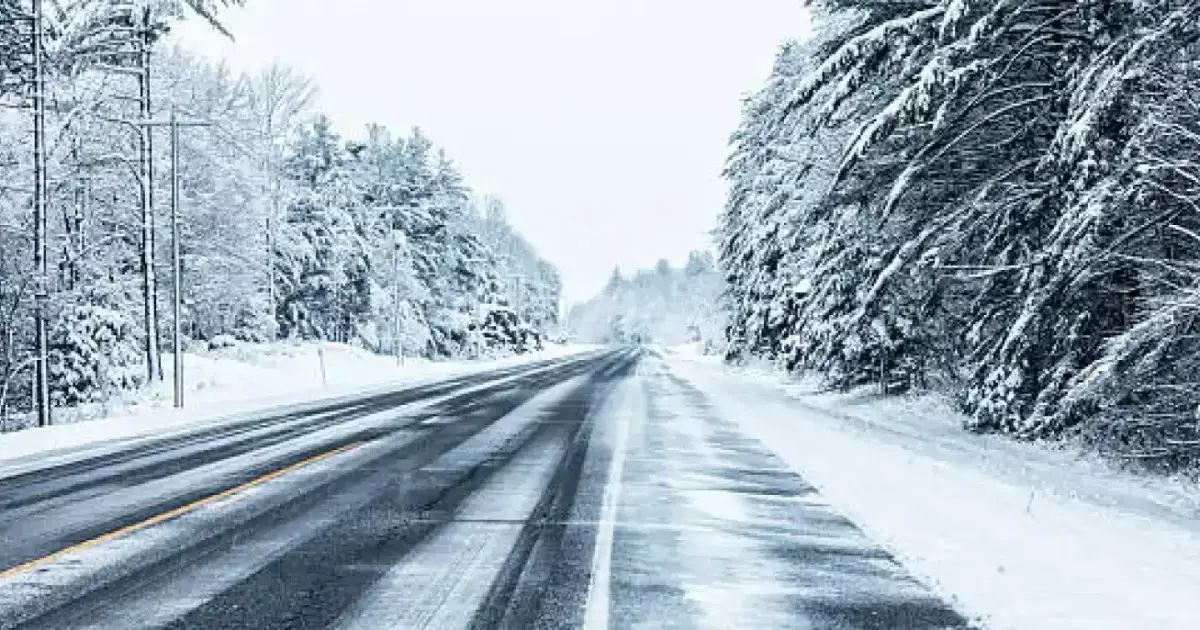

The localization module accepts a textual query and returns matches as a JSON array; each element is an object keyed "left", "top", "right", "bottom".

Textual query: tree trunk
[{"left": 137, "top": 9, "right": 160, "bottom": 383}]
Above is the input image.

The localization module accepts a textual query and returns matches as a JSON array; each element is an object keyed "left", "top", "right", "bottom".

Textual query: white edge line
[{"left": 582, "top": 380, "right": 634, "bottom": 630}]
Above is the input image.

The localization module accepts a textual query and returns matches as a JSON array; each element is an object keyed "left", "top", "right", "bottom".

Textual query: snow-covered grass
[
  {"left": 0, "top": 341, "right": 598, "bottom": 468},
  {"left": 664, "top": 352, "right": 1200, "bottom": 630}
]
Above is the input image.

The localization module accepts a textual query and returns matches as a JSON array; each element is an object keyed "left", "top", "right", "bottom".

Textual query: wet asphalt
[{"left": 0, "top": 348, "right": 972, "bottom": 629}]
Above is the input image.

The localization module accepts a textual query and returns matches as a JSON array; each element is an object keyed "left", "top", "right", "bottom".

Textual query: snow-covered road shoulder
[{"left": 663, "top": 351, "right": 1200, "bottom": 630}]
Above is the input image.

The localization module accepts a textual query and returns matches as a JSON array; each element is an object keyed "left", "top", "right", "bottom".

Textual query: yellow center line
[{"left": 0, "top": 441, "right": 362, "bottom": 580}]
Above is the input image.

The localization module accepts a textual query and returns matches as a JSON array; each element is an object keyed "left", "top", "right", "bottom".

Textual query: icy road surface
[{"left": 0, "top": 348, "right": 967, "bottom": 629}]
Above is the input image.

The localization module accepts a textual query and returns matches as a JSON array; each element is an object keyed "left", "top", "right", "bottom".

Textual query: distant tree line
[{"left": 568, "top": 251, "right": 725, "bottom": 351}]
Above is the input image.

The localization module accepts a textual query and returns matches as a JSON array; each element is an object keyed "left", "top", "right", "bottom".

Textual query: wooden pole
[
  {"left": 32, "top": 0, "right": 50, "bottom": 427},
  {"left": 170, "top": 109, "right": 183, "bottom": 408}
]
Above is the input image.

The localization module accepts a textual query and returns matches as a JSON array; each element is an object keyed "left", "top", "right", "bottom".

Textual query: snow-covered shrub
[
  {"left": 208, "top": 334, "right": 238, "bottom": 350},
  {"left": 470, "top": 305, "right": 541, "bottom": 355},
  {"left": 48, "top": 297, "right": 145, "bottom": 407}
]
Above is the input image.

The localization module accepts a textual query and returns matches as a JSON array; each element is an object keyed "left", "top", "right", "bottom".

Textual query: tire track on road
[
  {"left": 0, "top": 354, "right": 599, "bottom": 574},
  {"left": 152, "top": 354, "right": 630, "bottom": 630},
  {"left": 0, "top": 353, "right": 615, "bottom": 630},
  {"left": 470, "top": 348, "right": 642, "bottom": 630},
  {"left": 0, "top": 351, "right": 604, "bottom": 489}
]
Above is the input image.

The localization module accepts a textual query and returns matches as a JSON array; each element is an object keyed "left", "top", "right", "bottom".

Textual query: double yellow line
[{"left": 0, "top": 441, "right": 361, "bottom": 580}]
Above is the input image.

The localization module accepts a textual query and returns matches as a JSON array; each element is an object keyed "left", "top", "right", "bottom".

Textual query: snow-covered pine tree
[
  {"left": 471, "top": 196, "right": 563, "bottom": 338},
  {"left": 722, "top": 0, "right": 1200, "bottom": 466},
  {"left": 47, "top": 282, "right": 144, "bottom": 406},
  {"left": 274, "top": 115, "right": 366, "bottom": 341}
]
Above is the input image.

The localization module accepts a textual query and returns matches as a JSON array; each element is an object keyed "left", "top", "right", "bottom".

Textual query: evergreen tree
[{"left": 719, "top": 0, "right": 1200, "bottom": 466}]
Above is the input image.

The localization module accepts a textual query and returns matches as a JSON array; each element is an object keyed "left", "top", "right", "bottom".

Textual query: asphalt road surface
[{"left": 0, "top": 348, "right": 972, "bottom": 629}]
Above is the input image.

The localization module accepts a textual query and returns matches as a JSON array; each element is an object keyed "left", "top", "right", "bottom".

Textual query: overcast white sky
[{"left": 174, "top": 0, "right": 812, "bottom": 303}]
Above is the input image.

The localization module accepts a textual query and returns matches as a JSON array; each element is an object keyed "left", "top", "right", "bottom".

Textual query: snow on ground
[
  {"left": 662, "top": 346, "right": 1200, "bottom": 630},
  {"left": 652, "top": 342, "right": 721, "bottom": 364},
  {"left": 0, "top": 341, "right": 597, "bottom": 468}
]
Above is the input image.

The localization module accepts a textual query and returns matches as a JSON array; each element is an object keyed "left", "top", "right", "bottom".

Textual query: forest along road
[{"left": 0, "top": 347, "right": 972, "bottom": 630}]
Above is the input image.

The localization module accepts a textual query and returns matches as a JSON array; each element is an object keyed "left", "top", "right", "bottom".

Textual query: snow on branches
[{"left": 721, "top": 0, "right": 1200, "bottom": 467}]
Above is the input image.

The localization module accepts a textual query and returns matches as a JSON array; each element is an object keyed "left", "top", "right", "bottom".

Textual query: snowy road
[{"left": 0, "top": 348, "right": 969, "bottom": 629}]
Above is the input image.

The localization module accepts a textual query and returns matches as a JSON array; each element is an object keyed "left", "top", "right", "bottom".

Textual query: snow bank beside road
[
  {"left": 665, "top": 353, "right": 1200, "bottom": 630},
  {"left": 0, "top": 341, "right": 596, "bottom": 468}
]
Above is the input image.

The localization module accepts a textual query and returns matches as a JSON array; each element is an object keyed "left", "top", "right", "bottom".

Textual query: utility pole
[
  {"left": 264, "top": 118, "right": 278, "bottom": 339},
  {"left": 31, "top": 0, "right": 50, "bottom": 427},
  {"left": 136, "top": 109, "right": 210, "bottom": 408},
  {"left": 392, "top": 240, "right": 402, "bottom": 366},
  {"left": 60, "top": 7, "right": 164, "bottom": 386},
  {"left": 134, "top": 8, "right": 160, "bottom": 384},
  {"left": 141, "top": 8, "right": 165, "bottom": 382},
  {"left": 169, "top": 109, "right": 183, "bottom": 407}
]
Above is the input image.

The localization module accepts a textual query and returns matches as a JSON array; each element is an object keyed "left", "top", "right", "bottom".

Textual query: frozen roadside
[
  {"left": 0, "top": 341, "right": 600, "bottom": 470},
  {"left": 662, "top": 347, "right": 1200, "bottom": 630}
]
